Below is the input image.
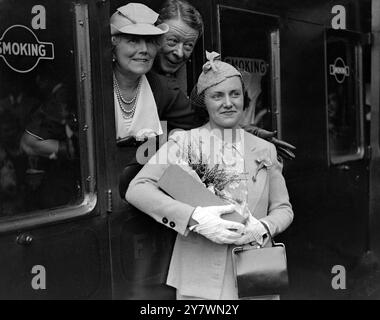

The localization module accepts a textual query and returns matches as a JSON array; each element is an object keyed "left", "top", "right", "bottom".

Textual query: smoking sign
[
  {"left": 0, "top": 25, "right": 54, "bottom": 73},
  {"left": 225, "top": 56, "right": 267, "bottom": 75}
]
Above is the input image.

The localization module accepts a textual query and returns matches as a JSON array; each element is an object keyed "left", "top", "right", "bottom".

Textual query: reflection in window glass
[
  {"left": 327, "top": 33, "right": 362, "bottom": 162},
  {"left": 219, "top": 7, "right": 278, "bottom": 132},
  {"left": 0, "top": 0, "right": 82, "bottom": 217}
]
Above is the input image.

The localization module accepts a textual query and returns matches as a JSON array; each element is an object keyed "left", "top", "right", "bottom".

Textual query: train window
[
  {"left": 326, "top": 30, "right": 364, "bottom": 164},
  {"left": 218, "top": 6, "right": 281, "bottom": 134},
  {"left": 0, "top": 1, "right": 89, "bottom": 218}
]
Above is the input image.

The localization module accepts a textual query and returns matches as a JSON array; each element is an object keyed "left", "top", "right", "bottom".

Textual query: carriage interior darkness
[
  {"left": 0, "top": 0, "right": 82, "bottom": 215},
  {"left": 0, "top": 0, "right": 380, "bottom": 300}
]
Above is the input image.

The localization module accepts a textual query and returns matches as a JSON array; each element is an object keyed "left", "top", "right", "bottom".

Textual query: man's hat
[{"left": 110, "top": 3, "right": 169, "bottom": 36}]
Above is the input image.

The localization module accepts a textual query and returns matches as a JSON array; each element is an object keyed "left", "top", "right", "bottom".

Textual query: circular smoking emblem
[{"left": 0, "top": 25, "right": 54, "bottom": 73}]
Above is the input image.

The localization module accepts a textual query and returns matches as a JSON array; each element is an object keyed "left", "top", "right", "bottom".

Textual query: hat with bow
[
  {"left": 110, "top": 3, "right": 169, "bottom": 36},
  {"left": 196, "top": 51, "right": 242, "bottom": 95}
]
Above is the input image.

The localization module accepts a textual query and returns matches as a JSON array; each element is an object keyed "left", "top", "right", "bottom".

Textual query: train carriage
[{"left": 0, "top": 0, "right": 378, "bottom": 299}]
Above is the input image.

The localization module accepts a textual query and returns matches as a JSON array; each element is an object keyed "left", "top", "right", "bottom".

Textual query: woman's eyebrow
[{"left": 210, "top": 91, "right": 224, "bottom": 95}]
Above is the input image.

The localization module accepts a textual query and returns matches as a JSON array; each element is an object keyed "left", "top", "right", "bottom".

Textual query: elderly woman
[
  {"left": 126, "top": 52, "right": 293, "bottom": 300},
  {"left": 110, "top": 3, "right": 169, "bottom": 142},
  {"left": 111, "top": 2, "right": 202, "bottom": 143}
]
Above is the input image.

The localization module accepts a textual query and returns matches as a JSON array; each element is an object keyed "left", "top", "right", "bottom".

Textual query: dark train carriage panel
[
  {"left": 281, "top": 5, "right": 369, "bottom": 299},
  {"left": 323, "top": 29, "right": 368, "bottom": 257},
  {"left": 369, "top": 0, "right": 380, "bottom": 265},
  {"left": 283, "top": 23, "right": 369, "bottom": 261},
  {"left": 209, "top": 0, "right": 371, "bottom": 299},
  {"left": 0, "top": 218, "right": 109, "bottom": 299},
  {"left": 0, "top": 0, "right": 111, "bottom": 299},
  {"left": 212, "top": 0, "right": 370, "bottom": 32}
]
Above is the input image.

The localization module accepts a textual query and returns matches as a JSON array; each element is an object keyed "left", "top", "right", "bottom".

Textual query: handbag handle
[
  {"left": 260, "top": 221, "right": 276, "bottom": 247},
  {"left": 235, "top": 222, "right": 280, "bottom": 253}
]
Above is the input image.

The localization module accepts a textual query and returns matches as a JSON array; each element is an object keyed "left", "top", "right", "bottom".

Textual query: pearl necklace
[{"left": 113, "top": 74, "right": 142, "bottom": 119}]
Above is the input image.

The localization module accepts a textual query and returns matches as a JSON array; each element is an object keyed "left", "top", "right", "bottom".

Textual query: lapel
[
  {"left": 243, "top": 131, "right": 270, "bottom": 215},
  {"left": 186, "top": 125, "right": 271, "bottom": 215}
]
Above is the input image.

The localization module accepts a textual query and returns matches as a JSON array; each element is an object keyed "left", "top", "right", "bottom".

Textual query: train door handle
[
  {"left": 16, "top": 234, "right": 33, "bottom": 246},
  {"left": 337, "top": 164, "right": 350, "bottom": 171}
]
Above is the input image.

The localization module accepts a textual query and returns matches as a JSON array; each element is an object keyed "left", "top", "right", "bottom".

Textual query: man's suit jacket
[
  {"left": 126, "top": 123, "right": 293, "bottom": 299},
  {"left": 147, "top": 71, "right": 204, "bottom": 132}
]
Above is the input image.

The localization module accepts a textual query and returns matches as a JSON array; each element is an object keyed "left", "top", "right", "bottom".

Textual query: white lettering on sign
[
  {"left": 31, "top": 5, "right": 47, "bottom": 30},
  {"left": 224, "top": 57, "right": 267, "bottom": 75},
  {"left": 0, "top": 42, "right": 47, "bottom": 57},
  {"left": 0, "top": 24, "right": 54, "bottom": 73},
  {"left": 331, "top": 5, "right": 346, "bottom": 30},
  {"left": 329, "top": 57, "right": 350, "bottom": 84}
]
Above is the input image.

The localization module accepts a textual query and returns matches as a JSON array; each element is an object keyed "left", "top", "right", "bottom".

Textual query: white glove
[
  {"left": 191, "top": 205, "right": 245, "bottom": 244},
  {"left": 233, "top": 215, "right": 268, "bottom": 246}
]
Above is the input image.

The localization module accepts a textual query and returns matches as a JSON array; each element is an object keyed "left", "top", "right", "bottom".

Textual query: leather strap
[{"left": 260, "top": 221, "right": 276, "bottom": 247}]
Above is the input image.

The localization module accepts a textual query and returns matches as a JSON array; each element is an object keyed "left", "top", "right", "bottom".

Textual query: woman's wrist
[{"left": 188, "top": 207, "right": 200, "bottom": 230}]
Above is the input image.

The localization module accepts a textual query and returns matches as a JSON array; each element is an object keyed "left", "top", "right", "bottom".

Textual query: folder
[{"left": 158, "top": 164, "right": 246, "bottom": 224}]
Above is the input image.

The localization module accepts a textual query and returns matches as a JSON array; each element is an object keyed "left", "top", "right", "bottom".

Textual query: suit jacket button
[
  {"left": 162, "top": 217, "right": 168, "bottom": 224},
  {"left": 169, "top": 222, "right": 176, "bottom": 228}
]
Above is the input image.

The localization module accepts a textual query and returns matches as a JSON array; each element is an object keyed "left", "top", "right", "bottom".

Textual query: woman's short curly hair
[{"left": 157, "top": 0, "right": 204, "bottom": 36}]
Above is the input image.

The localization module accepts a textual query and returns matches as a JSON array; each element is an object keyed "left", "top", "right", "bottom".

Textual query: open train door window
[
  {"left": 324, "top": 28, "right": 369, "bottom": 258},
  {"left": 217, "top": 5, "right": 281, "bottom": 137},
  {"left": 0, "top": 0, "right": 111, "bottom": 298},
  {"left": 105, "top": 0, "right": 178, "bottom": 300}
]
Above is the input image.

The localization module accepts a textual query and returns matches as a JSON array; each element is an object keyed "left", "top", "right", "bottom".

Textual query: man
[{"left": 152, "top": 0, "right": 296, "bottom": 160}]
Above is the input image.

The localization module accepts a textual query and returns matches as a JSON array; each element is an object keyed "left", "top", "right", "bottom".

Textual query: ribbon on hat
[
  {"left": 202, "top": 51, "right": 221, "bottom": 73},
  {"left": 117, "top": 6, "right": 136, "bottom": 24},
  {"left": 117, "top": 3, "right": 159, "bottom": 25},
  {"left": 120, "top": 11, "right": 136, "bottom": 24}
]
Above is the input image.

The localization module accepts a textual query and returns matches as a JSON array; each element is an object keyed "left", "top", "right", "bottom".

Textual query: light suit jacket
[{"left": 126, "top": 124, "right": 293, "bottom": 299}]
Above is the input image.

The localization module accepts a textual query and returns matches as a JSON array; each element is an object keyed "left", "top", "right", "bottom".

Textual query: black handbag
[{"left": 232, "top": 224, "right": 289, "bottom": 298}]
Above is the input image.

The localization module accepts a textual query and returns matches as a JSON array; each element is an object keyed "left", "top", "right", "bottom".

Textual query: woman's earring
[{"left": 112, "top": 57, "right": 116, "bottom": 62}]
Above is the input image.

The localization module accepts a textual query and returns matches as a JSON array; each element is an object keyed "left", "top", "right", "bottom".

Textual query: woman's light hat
[
  {"left": 197, "top": 51, "right": 242, "bottom": 95},
  {"left": 110, "top": 3, "right": 169, "bottom": 36}
]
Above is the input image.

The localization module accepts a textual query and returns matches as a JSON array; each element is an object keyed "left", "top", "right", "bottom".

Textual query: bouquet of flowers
[{"left": 186, "top": 144, "right": 250, "bottom": 219}]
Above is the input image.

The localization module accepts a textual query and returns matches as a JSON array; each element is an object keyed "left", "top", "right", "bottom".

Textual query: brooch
[{"left": 252, "top": 155, "right": 273, "bottom": 182}]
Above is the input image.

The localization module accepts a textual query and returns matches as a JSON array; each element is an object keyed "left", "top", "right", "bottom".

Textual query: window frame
[
  {"left": 325, "top": 28, "right": 365, "bottom": 165},
  {"left": 216, "top": 4, "right": 282, "bottom": 137},
  {"left": 0, "top": 1, "right": 97, "bottom": 234}
]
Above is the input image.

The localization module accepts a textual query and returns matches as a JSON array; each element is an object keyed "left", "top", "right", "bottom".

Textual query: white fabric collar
[
  {"left": 187, "top": 123, "right": 245, "bottom": 170},
  {"left": 201, "top": 123, "right": 244, "bottom": 151},
  {"left": 115, "top": 74, "right": 163, "bottom": 142}
]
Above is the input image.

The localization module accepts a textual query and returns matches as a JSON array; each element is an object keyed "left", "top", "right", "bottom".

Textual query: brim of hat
[
  {"left": 111, "top": 23, "right": 169, "bottom": 35},
  {"left": 197, "top": 74, "right": 242, "bottom": 96}
]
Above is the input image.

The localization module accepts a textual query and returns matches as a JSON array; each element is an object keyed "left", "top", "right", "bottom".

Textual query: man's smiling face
[{"left": 156, "top": 18, "right": 199, "bottom": 74}]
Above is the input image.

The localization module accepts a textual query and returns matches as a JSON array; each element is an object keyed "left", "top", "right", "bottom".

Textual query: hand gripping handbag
[{"left": 232, "top": 223, "right": 289, "bottom": 298}]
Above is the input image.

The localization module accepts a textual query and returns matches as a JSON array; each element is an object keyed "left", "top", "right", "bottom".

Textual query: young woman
[{"left": 126, "top": 52, "right": 293, "bottom": 299}]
